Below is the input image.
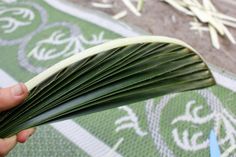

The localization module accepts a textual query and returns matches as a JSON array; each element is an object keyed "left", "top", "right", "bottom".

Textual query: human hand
[{"left": 0, "top": 83, "right": 35, "bottom": 157}]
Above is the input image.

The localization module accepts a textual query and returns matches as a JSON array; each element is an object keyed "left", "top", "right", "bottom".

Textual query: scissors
[{"left": 209, "top": 129, "right": 221, "bottom": 157}]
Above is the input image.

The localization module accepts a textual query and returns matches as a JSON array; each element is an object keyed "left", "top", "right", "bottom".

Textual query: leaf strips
[{"left": 0, "top": 36, "right": 215, "bottom": 138}]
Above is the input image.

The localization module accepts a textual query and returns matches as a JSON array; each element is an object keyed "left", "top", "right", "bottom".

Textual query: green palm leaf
[{"left": 0, "top": 36, "right": 215, "bottom": 138}]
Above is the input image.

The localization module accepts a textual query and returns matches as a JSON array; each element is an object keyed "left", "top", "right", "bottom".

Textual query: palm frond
[{"left": 0, "top": 36, "right": 215, "bottom": 138}]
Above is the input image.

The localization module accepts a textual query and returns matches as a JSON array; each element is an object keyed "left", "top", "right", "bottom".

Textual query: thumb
[{"left": 0, "top": 83, "right": 28, "bottom": 112}]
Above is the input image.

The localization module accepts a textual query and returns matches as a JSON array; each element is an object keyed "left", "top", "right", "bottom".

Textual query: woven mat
[{"left": 1, "top": 0, "right": 236, "bottom": 156}]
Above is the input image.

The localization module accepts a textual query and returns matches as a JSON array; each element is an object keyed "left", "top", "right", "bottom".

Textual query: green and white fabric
[{"left": 0, "top": 0, "right": 236, "bottom": 156}]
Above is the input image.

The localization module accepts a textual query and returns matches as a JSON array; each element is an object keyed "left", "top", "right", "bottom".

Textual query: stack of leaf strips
[{"left": 0, "top": 37, "right": 215, "bottom": 138}]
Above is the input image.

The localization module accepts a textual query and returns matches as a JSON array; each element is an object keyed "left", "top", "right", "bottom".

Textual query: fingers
[
  {"left": 0, "top": 136, "right": 17, "bottom": 157},
  {"left": 0, "top": 83, "right": 30, "bottom": 156},
  {"left": 0, "top": 83, "right": 28, "bottom": 111},
  {"left": 0, "top": 128, "right": 36, "bottom": 157},
  {"left": 16, "top": 128, "right": 36, "bottom": 143}
]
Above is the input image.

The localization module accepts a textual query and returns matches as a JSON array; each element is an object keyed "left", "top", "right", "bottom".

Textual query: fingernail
[{"left": 11, "top": 84, "right": 24, "bottom": 96}]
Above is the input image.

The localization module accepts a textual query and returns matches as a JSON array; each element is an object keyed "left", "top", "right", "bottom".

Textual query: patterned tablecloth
[{"left": 0, "top": 0, "right": 236, "bottom": 156}]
